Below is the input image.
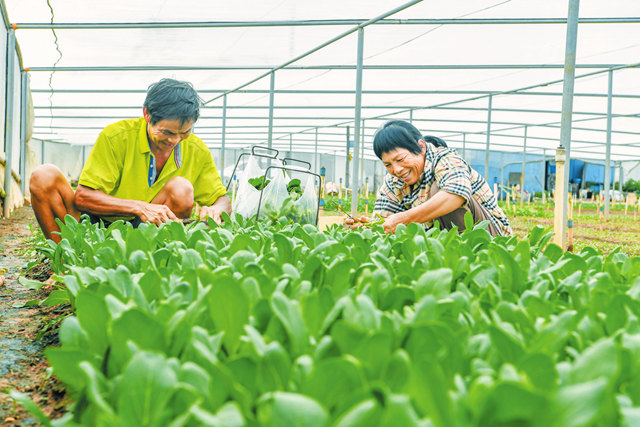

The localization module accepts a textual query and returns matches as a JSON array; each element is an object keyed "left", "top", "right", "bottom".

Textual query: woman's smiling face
[{"left": 381, "top": 141, "right": 426, "bottom": 186}]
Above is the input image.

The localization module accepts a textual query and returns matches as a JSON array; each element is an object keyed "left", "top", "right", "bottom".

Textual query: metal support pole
[
  {"left": 462, "top": 133, "right": 467, "bottom": 159},
  {"left": 3, "top": 28, "right": 17, "bottom": 217},
  {"left": 314, "top": 127, "right": 319, "bottom": 173},
  {"left": 619, "top": 162, "right": 623, "bottom": 194},
  {"left": 484, "top": 95, "right": 493, "bottom": 181},
  {"left": 19, "top": 71, "right": 29, "bottom": 194},
  {"left": 267, "top": 72, "right": 275, "bottom": 149},
  {"left": 360, "top": 118, "right": 365, "bottom": 187},
  {"left": 351, "top": 27, "right": 365, "bottom": 217},
  {"left": 345, "top": 126, "right": 351, "bottom": 187},
  {"left": 604, "top": 69, "right": 613, "bottom": 220},
  {"left": 521, "top": 126, "right": 527, "bottom": 207},
  {"left": 409, "top": 109, "right": 413, "bottom": 124},
  {"left": 41, "top": 141, "right": 45, "bottom": 164},
  {"left": 289, "top": 133, "right": 293, "bottom": 158},
  {"left": 82, "top": 145, "right": 86, "bottom": 167},
  {"left": 221, "top": 94, "right": 227, "bottom": 182},
  {"left": 558, "top": 0, "right": 580, "bottom": 247}
]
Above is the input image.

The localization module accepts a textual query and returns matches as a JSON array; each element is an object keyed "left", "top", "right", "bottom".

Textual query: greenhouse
[{"left": 1, "top": 0, "right": 640, "bottom": 425}]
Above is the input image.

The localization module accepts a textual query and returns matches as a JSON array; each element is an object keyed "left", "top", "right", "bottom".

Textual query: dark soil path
[{"left": 0, "top": 207, "right": 69, "bottom": 425}]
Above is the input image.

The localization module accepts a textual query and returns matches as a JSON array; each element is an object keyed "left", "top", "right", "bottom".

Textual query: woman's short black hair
[
  {"left": 143, "top": 78, "right": 203, "bottom": 125},
  {"left": 373, "top": 121, "right": 422, "bottom": 159},
  {"left": 373, "top": 120, "right": 448, "bottom": 159}
]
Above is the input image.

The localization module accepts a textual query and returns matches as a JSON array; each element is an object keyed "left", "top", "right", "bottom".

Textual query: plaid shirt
[{"left": 374, "top": 144, "right": 513, "bottom": 236}]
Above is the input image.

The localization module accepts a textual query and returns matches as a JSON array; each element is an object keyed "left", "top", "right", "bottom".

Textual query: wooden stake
[
  {"left": 625, "top": 194, "right": 630, "bottom": 215},
  {"left": 578, "top": 198, "right": 582, "bottom": 216}
]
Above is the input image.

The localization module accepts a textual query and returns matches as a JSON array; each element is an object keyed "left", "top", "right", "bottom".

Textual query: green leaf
[
  {"left": 383, "top": 349, "right": 411, "bottom": 392},
  {"left": 207, "top": 276, "right": 250, "bottom": 354},
  {"left": 544, "top": 243, "right": 564, "bottom": 263},
  {"left": 333, "top": 398, "right": 381, "bottom": 427},
  {"left": 41, "top": 289, "right": 70, "bottom": 306},
  {"left": 76, "top": 290, "right": 110, "bottom": 356},
  {"left": 257, "top": 341, "right": 291, "bottom": 393},
  {"left": 477, "top": 382, "right": 549, "bottom": 426},
  {"left": 271, "top": 291, "right": 309, "bottom": 356},
  {"left": 109, "top": 309, "right": 167, "bottom": 374},
  {"left": 379, "top": 394, "right": 423, "bottom": 427},
  {"left": 552, "top": 378, "right": 608, "bottom": 427},
  {"left": 273, "top": 234, "right": 295, "bottom": 263},
  {"left": 518, "top": 353, "right": 558, "bottom": 391},
  {"left": 302, "top": 357, "right": 365, "bottom": 411},
  {"left": 488, "top": 325, "right": 525, "bottom": 365},
  {"left": 58, "top": 316, "right": 90, "bottom": 349},
  {"left": 45, "top": 347, "right": 98, "bottom": 393},
  {"left": 414, "top": 268, "right": 453, "bottom": 300},
  {"left": 78, "top": 361, "right": 118, "bottom": 422},
  {"left": 18, "top": 275, "right": 47, "bottom": 290},
  {"left": 570, "top": 337, "right": 618, "bottom": 385},
  {"left": 410, "top": 358, "right": 455, "bottom": 427},
  {"left": 380, "top": 286, "right": 415, "bottom": 313},
  {"left": 116, "top": 351, "right": 177, "bottom": 427},
  {"left": 257, "top": 392, "right": 329, "bottom": 427},
  {"left": 9, "top": 390, "right": 53, "bottom": 427}
]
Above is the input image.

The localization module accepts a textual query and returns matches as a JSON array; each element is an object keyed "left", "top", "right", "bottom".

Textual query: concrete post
[
  {"left": 554, "top": 146, "right": 568, "bottom": 249},
  {"left": 3, "top": 29, "right": 17, "bottom": 218},
  {"left": 19, "top": 72, "right": 29, "bottom": 194}
]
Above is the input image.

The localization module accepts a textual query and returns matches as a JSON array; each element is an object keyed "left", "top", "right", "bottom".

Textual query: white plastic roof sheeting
[{"left": 4, "top": 0, "right": 640, "bottom": 162}]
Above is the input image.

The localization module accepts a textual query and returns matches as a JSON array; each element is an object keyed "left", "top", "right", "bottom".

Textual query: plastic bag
[
  {"left": 258, "top": 168, "right": 290, "bottom": 222},
  {"left": 293, "top": 174, "right": 318, "bottom": 225},
  {"left": 259, "top": 172, "right": 318, "bottom": 225},
  {"left": 232, "top": 155, "right": 264, "bottom": 219}
]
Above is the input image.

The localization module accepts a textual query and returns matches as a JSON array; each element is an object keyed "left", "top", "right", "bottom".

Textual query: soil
[{"left": 0, "top": 207, "right": 70, "bottom": 425}]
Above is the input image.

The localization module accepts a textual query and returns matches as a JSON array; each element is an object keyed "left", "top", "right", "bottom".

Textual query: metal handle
[
  {"left": 282, "top": 157, "right": 311, "bottom": 170},
  {"left": 252, "top": 145, "right": 279, "bottom": 158}
]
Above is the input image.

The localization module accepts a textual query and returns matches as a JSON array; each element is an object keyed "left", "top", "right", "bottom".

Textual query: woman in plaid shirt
[{"left": 362, "top": 120, "right": 512, "bottom": 236}]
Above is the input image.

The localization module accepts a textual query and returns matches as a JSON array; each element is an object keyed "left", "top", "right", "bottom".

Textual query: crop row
[{"left": 13, "top": 214, "right": 640, "bottom": 426}]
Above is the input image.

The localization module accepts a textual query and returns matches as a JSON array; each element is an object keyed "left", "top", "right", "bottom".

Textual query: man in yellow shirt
[{"left": 30, "top": 78, "right": 231, "bottom": 243}]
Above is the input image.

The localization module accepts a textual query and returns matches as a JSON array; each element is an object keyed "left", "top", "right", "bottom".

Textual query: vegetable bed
[{"left": 12, "top": 214, "right": 640, "bottom": 426}]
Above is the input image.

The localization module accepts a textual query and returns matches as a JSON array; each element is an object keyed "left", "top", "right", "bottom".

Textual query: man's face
[{"left": 143, "top": 108, "right": 194, "bottom": 154}]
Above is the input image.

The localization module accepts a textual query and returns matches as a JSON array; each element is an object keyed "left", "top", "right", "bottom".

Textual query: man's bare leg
[
  {"left": 29, "top": 164, "right": 82, "bottom": 243},
  {"left": 150, "top": 176, "right": 194, "bottom": 219}
]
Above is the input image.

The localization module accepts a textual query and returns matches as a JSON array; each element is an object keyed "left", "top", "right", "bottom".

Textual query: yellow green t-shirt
[{"left": 78, "top": 117, "right": 226, "bottom": 220}]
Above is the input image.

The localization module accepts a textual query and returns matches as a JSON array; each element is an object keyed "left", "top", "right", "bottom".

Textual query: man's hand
[
  {"left": 382, "top": 212, "right": 408, "bottom": 234},
  {"left": 199, "top": 195, "right": 231, "bottom": 225},
  {"left": 137, "top": 202, "right": 179, "bottom": 225},
  {"left": 199, "top": 205, "right": 225, "bottom": 225}
]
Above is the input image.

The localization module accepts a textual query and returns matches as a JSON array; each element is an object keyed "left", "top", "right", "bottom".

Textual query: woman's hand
[
  {"left": 382, "top": 212, "right": 408, "bottom": 234},
  {"left": 344, "top": 215, "right": 370, "bottom": 229}
]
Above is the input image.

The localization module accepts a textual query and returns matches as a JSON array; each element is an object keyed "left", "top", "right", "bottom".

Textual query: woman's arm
[{"left": 382, "top": 190, "right": 464, "bottom": 233}]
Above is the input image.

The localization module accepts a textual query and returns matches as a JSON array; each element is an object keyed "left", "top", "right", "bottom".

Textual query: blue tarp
[
  {"left": 583, "top": 162, "right": 615, "bottom": 185},
  {"left": 569, "top": 160, "right": 585, "bottom": 183}
]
